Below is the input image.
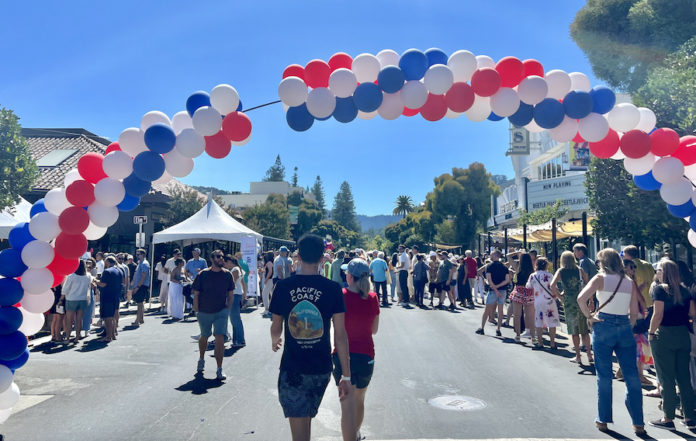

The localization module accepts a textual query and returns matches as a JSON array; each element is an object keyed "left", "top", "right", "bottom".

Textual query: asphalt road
[{"left": 0, "top": 300, "right": 683, "bottom": 441}]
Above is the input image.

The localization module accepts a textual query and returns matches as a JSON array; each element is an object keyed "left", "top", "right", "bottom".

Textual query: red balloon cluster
[
  {"left": 650, "top": 128, "right": 680, "bottom": 156},
  {"left": 470, "top": 68, "right": 501, "bottom": 97},
  {"left": 282, "top": 53, "right": 354, "bottom": 90},
  {"left": 204, "top": 132, "right": 232, "bottom": 159},
  {"left": 495, "top": 57, "right": 525, "bottom": 88},
  {"left": 522, "top": 59, "right": 544, "bottom": 78},
  {"left": 222, "top": 112, "right": 252, "bottom": 142},
  {"left": 55, "top": 233, "right": 88, "bottom": 260},
  {"left": 58, "top": 206, "right": 90, "bottom": 234},
  {"left": 77, "top": 152, "right": 107, "bottom": 184},
  {"left": 672, "top": 135, "right": 696, "bottom": 166},
  {"left": 445, "top": 83, "right": 475, "bottom": 113},
  {"left": 420, "top": 94, "right": 448, "bottom": 122},
  {"left": 65, "top": 180, "right": 95, "bottom": 207},
  {"left": 589, "top": 130, "right": 620, "bottom": 158},
  {"left": 105, "top": 142, "right": 121, "bottom": 155},
  {"left": 620, "top": 130, "right": 652, "bottom": 159}
]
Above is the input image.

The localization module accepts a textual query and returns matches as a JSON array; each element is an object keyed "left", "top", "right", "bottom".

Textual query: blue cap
[{"left": 340, "top": 258, "right": 370, "bottom": 278}]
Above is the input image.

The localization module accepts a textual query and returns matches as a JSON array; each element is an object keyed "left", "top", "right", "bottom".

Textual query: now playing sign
[{"left": 133, "top": 215, "right": 147, "bottom": 224}]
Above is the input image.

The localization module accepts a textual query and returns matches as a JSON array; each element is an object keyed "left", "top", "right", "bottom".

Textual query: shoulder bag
[{"left": 588, "top": 275, "right": 624, "bottom": 328}]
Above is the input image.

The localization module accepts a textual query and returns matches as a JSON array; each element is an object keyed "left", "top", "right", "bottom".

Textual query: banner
[{"left": 241, "top": 236, "right": 258, "bottom": 297}]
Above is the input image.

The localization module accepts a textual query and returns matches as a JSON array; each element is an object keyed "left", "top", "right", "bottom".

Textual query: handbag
[{"left": 588, "top": 275, "right": 624, "bottom": 327}]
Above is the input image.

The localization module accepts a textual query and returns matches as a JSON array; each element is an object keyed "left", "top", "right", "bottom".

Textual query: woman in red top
[{"left": 333, "top": 258, "right": 380, "bottom": 441}]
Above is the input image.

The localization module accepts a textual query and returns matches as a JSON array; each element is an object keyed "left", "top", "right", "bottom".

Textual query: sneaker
[
  {"left": 649, "top": 419, "right": 675, "bottom": 430},
  {"left": 197, "top": 359, "right": 204, "bottom": 373},
  {"left": 216, "top": 368, "right": 227, "bottom": 381},
  {"left": 521, "top": 330, "right": 531, "bottom": 339},
  {"left": 680, "top": 420, "right": 696, "bottom": 430},
  {"left": 475, "top": 328, "right": 484, "bottom": 335}
]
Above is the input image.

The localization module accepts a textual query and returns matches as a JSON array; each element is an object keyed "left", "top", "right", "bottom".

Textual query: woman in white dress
[
  {"left": 154, "top": 255, "right": 169, "bottom": 313},
  {"left": 167, "top": 258, "right": 188, "bottom": 320},
  {"left": 526, "top": 257, "right": 560, "bottom": 349}
]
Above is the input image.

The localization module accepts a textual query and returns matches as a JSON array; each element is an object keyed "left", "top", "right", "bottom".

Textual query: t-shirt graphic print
[{"left": 289, "top": 300, "right": 324, "bottom": 341}]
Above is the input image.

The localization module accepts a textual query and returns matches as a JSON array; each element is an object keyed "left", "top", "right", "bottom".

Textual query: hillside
[{"left": 357, "top": 214, "right": 401, "bottom": 233}]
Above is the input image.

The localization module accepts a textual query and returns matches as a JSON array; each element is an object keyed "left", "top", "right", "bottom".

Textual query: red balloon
[
  {"left": 304, "top": 59, "right": 331, "bottom": 88},
  {"left": 495, "top": 56, "right": 524, "bottom": 88},
  {"left": 221, "top": 112, "right": 252, "bottom": 142},
  {"left": 58, "top": 206, "right": 90, "bottom": 234},
  {"left": 51, "top": 275, "right": 64, "bottom": 289},
  {"left": 672, "top": 135, "right": 696, "bottom": 166},
  {"left": 470, "top": 68, "right": 501, "bottom": 97},
  {"left": 77, "top": 152, "right": 107, "bottom": 184},
  {"left": 402, "top": 107, "right": 420, "bottom": 117},
  {"left": 420, "top": 94, "right": 447, "bottom": 122},
  {"left": 65, "top": 180, "right": 95, "bottom": 207},
  {"left": 650, "top": 128, "right": 680, "bottom": 156},
  {"left": 522, "top": 59, "right": 545, "bottom": 78},
  {"left": 620, "top": 130, "right": 652, "bottom": 159},
  {"left": 589, "top": 129, "right": 620, "bottom": 158},
  {"left": 47, "top": 254, "right": 79, "bottom": 276},
  {"left": 445, "top": 82, "right": 475, "bottom": 112},
  {"left": 572, "top": 132, "right": 586, "bottom": 143},
  {"left": 105, "top": 142, "right": 121, "bottom": 155},
  {"left": 328, "top": 53, "right": 352, "bottom": 71},
  {"left": 204, "top": 132, "right": 231, "bottom": 159},
  {"left": 283, "top": 64, "right": 305, "bottom": 81},
  {"left": 55, "top": 233, "right": 88, "bottom": 260}
]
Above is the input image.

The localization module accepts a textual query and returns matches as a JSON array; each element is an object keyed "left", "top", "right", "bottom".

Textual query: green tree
[
  {"left": 311, "top": 175, "right": 326, "bottom": 216},
  {"left": 517, "top": 200, "right": 568, "bottom": 226},
  {"left": 161, "top": 186, "right": 206, "bottom": 227},
  {"left": 287, "top": 190, "right": 303, "bottom": 206},
  {"left": 294, "top": 202, "right": 322, "bottom": 240},
  {"left": 392, "top": 195, "right": 415, "bottom": 218},
  {"left": 435, "top": 220, "right": 457, "bottom": 244},
  {"left": 332, "top": 181, "right": 359, "bottom": 232},
  {"left": 291, "top": 166, "right": 298, "bottom": 187},
  {"left": 310, "top": 219, "right": 362, "bottom": 248},
  {"left": 0, "top": 107, "right": 38, "bottom": 211},
  {"left": 263, "top": 154, "right": 285, "bottom": 182},
  {"left": 244, "top": 201, "right": 290, "bottom": 239},
  {"left": 266, "top": 193, "right": 287, "bottom": 206}
]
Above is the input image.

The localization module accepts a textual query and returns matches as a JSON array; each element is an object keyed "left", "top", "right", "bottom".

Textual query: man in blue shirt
[
  {"left": 185, "top": 248, "right": 208, "bottom": 281},
  {"left": 131, "top": 248, "right": 151, "bottom": 327},
  {"left": 370, "top": 251, "right": 389, "bottom": 306},
  {"left": 97, "top": 256, "right": 122, "bottom": 342}
]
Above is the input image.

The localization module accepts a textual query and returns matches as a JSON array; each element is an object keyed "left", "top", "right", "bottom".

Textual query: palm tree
[{"left": 393, "top": 195, "right": 415, "bottom": 218}]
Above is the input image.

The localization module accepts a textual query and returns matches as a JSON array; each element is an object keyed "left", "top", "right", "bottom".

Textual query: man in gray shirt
[
  {"left": 573, "top": 243, "right": 597, "bottom": 280},
  {"left": 273, "top": 246, "right": 292, "bottom": 285},
  {"left": 331, "top": 250, "right": 345, "bottom": 286}
]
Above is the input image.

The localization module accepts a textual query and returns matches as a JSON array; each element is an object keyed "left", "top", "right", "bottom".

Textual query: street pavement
[{"left": 0, "top": 299, "right": 685, "bottom": 441}]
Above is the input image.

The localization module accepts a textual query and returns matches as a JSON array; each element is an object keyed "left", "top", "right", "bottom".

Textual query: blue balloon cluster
[
  {"left": 0, "top": 306, "right": 23, "bottom": 335},
  {"left": 533, "top": 98, "right": 565, "bottom": 129},
  {"left": 590, "top": 86, "right": 616, "bottom": 114},
  {"left": 0, "top": 347, "right": 29, "bottom": 372},
  {"left": 144, "top": 124, "right": 176, "bottom": 154},
  {"left": 132, "top": 151, "right": 166, "bottom": 182},
  {"left": 8, "top": 222, "right": 34, "bottom": 251},
  {"left": 399, "top": 49, "right": 429, "bottom": 81},
  {"left": 333, "top": 97, "right": 358, "bottom": 123},
  {"left": 353, "top": 83, "right": 383, "bottom": 113},
  {"left": 508, "top": 103, "right": 534, "bottom": 127},
  {"left": 377, "top": 66, "right": 405, "bottom": 94},
  {"left": 117, "top": 193, "right": 141, "bottom": 212},
  {"left": 667, "top": 200, "right": 696, "bottom": 218},
  {"left": 0, "top": 278, "right": 24, "bottom": 306},
  {"left": 0, "top": 248, "right": 27, "bottom": 278},
  {"left": 0, "top": 331, "right": 28, "bottom": 363},
  {"left": 286, "top": 104, "right": 314, "bottom": 132},
  {"left": 633, "top": 171, "right": 661, "bottom": 191},
  {"left": 186, "top": 91, "right": 211, "bottom": 117},
  {"left": 425, "top": 48, "right": 448, "bottom": 67},
  {"left": 29, "top": 199, "right": 46, "bottom": 218},
  {"left": 563, "top": 90, "right": 593, "bottom": 119},
  {"left": 123, "top": 174, "right": 152, "bottom": 198}
]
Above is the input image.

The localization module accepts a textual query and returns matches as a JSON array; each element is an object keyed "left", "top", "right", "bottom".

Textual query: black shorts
[
  {"left": 132, "top": 285, "right": 149, "bottom": 303},
  {"left": 278, "top": 370, "right": 330, "bottom": 418},
  {"left": 428, "top": 282, "right": 440, "bottom": 294},
  {"left": 100, "top": 301, "right": 118, "bottom": 319},
  {"left": 332, "top": 352, "right": 374, "bottom": 389}
]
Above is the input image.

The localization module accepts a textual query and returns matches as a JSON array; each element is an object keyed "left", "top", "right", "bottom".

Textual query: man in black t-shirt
[
  {"left": 476, "top": 250, "right": 510, "bottom": 336},
  {"left": 270, "top": 234, "right": 354, "bottom": 441},
  {"left": 96, "top": 256, "right": 122, "bottom": 342}
]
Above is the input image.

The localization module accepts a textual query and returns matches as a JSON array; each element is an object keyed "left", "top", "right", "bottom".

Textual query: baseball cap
[
  {"left": 279, "top": 246, "right": 289, "bottom": 253},
  {"left": 341, "top": 258, "right": 370, "bottom": 278}
]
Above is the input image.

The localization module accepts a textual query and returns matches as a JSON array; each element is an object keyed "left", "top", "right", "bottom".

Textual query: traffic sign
[{"left": 133, "top": 215, "right": 148, "bottom": 224}]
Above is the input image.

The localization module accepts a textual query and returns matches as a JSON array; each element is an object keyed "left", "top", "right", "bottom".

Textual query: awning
[{"left": 493, "top": 217, "right": 594, "bottom": 243}]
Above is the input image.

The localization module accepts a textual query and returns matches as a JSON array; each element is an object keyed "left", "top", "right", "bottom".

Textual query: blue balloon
[
  {"left": 508, "top": 103, "right": 534, "bottom": 127},
  {"left": 563, "top": 90, "right": 594, "bottom": 119},
  {"left": 353, "top": 83, "right": 383, "bottom": 112},
  {"left": 123, "top": 174, "right": 151, "bottom": 197},
  {"left": 690, "top": 218, "right": 696, "bottom": 232},
  {"left": 8, "top": 222, "right": 34, "bottom": 250},
  {"left": 117, "top": 193, "right": 141, "bottom": 212},
  {"left": 533, "top": 98, "right": 565, "bottom": 129},
  {"left": 0, "top": 347, "right": 29, "bottom": 371},
  {"left": 0, "top": 306, "right": 22, "bottom": 335},
  {"left": 0, "top": 331, "right": 28, "bottom": 361},
  {"left": 425, "top": 48, "right": 448, "bottom": 67},
  {"left": 29, "top": 199, "right": 47, "bottom": 217},
  {"left": 590, "top": 86, "right": 616, "bottom": 114},
  {"left": 487, "top": 112, "right": 504, "bottom": 121},
  {"left": 236, "top": 100, "right": 243, "bottom": 112},
  {"left": 377, "top": 66, "right": 405, "bottom": 93},
  {"left": 333, "top": 97, "right": 358, "bottom": 123},
  {"left": 0, "top": 278, "right": 23, "bottom": 307},
  {"left": 399, "top": 49, "right": 429, "bottom": 81},
  {"left": 186, "top": 91, "right": 211, "bottom": 117},
  {"left": 667, "top": 200, "right": 696, "bottom": 218},
  {"left": 0, "top": 249, "right": 27, "bottom": 278},
  {"left": 315, "top": 115, "right": 332, "bottom": 121},
  {"left": 632, "top": 171, "right": 661, "bottom": 191},
  {"left": 132, "top": 151, "right": 165, "bottom": 182},
  {"left": 286, "top": 104, "right": 314, "bottom": 132},
  {"left": 144, "top": 124, "right": 176, "bottom": 154}
]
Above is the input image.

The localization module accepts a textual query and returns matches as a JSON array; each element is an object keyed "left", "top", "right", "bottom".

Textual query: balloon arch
[{"left": 0, "top": 47, "right": 694, "bottom": 421}]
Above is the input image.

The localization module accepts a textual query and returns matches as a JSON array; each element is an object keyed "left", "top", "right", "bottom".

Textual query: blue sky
[{"left": 0, "top": 1, "right": 598, "bottom": 216}]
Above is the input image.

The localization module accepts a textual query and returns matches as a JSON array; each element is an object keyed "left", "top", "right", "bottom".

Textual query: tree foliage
[
  {"left": 0, "top": 107, "right": 38, "bottom": 211},
  {"left": 518, "top": 200, "right": 568, "bottom": 226},
  {"left": 161, "top": 186, "right": 206, "bottom": 227},
  {"left": 310, "top": 219, "right": 363, "bottom": 248},
  {"left": 332, "top": 181, "right": 359, "bottom": 232},
  {"left": 393, "top": 195, "right": 415, "bottom": 217},
  {"left": 294, "top": 199, "right": 322, "bottom": 240},
  {"left": 311, "top": 175, "right": 326, "bottom": 215},
  {"left": 291, "top": 166, "right": 298, "bottom": 187},
  {"left": 263, "top": 154, "right": 285, "bottom": 182},
  {"left": 243, "top": 194, "right": 290, "bottom": 239}
]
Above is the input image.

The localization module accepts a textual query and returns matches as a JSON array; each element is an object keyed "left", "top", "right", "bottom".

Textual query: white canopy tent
[{"left": 0, "top": 197, "right": 32, "bottom": 239}]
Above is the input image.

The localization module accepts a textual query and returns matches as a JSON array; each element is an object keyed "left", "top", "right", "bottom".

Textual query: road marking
[{"left": 12, "top": 394, "right": 53, "bottom": 414}]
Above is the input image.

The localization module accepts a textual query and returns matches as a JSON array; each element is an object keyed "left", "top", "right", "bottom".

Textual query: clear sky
[{"left": 0, "top": 1, "right": 599, "bottom": 216}]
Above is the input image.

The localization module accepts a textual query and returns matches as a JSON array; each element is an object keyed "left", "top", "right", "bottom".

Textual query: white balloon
[
  {"left": 306, "top": 88, "right": 336, "bottom": 119},
  {"left": 464, "top": 96, "right": 491, "bottom": 122},
  {"left": 475, "top": 55, "right": 495, "bottom": 69},
  {"left": 21, "top": 240, "right": 54, "bottom": 268},
  {"left": 357, "top": 110, "right": 378, "bottom": 120},
  {"left": 611, "top": 148, "right": 626, "bottom": 160},
  {"left": 689, "top": 230, "right": 696, "bottom": 248},
  {"left": 448, "top": 50, "right": 477, "bottom": 83},
  {"left": 94, "top": 178, "right": 125, "bottom": 207},
  {"left": 20, "top": 267, "right": 53, "bottom": 295},
  {"left": 0, "top": 383, "right": 19, "bottom": 410},
  {"left": 18, "top": 307, "right": 45, "bottom": 337},
  {"left": 376, "top": 49, "right": 400, "bottom": 68},
  {"left": 635, "top": 107, "right": 657, "bottom": 133},
  {"left": 685, "top": 164, "right": 696, "bottom": 182},
  {"left": 278, "top": 77, "right": 308, "bottom": 107},
  {"left": 29, "top": 212, "right": 60, "bottom": 242},
  {"left": 163, "top": 149, "right": 194, "bottom": 178},
  {"left": 0, "top": 366, "right": 12, "bottom": 395},
  {"left": 44, "top": 188, "right": 70, "bottom": 216},
  {"left": 518, "top": 76, "right": 548, "bottom": 105},
  {"left": 623, "top": 154, "right": 655, "bottom": 175},
  {"left": 352, "top": 53, "right": 381, "bottom": 83},
  {"left": 0, "top": 408, "right": 12, "bottom": 424},
  {"left": 210, "top": 84, "right": 240, "bottom": 115},
  {"left": 489, "top": 87, "right": 520, "bottom": 117},
  {"left": 660, "top": 177, "right": 693, "bottom": 205},
  {"left": 171, "top": 111, "right": 194, "bottom": 135},
  {"left": 578, "top": 113, "right": 610, "bottom": 142},
  {"left": 378, "top": 93, "right": 403, "bottom": 120},
  {"left": 445, "top": 109, "right": 462, "bottom": 119},
  {"left": 549, "top": 116, "right": 579, "bottom": 142},
  {"left": 608, "top": 103, "right": 640, "bottom": 132},
  {"left": 118, "top": 128, "right": 147, "bottom": 157},
  {"left": 20, "top": 290, "right": 54, "bottom": 314},
  {"left": 102, "top": 151, "right": 133, "bottom": 180},
  {"left": 569, "top": 72, "right": 591, "bottom": 92},
  {"left": 423, "top": 65, "right": 454, "bottom": 95},
  {"left": 400, "top": 80, "right": 428, "bottom": 109},
  {"left": 140, "top": 111, "right": 171, "bottom": 131},
  {"left": 88, "top": 203, "right": 119, "bottom": 228},
  {"left": 652, "top": 157, "right": 685, "bottom": 184},
  {"left": 83, "top": 221, "right": 107, "bottom": 241},
  {"left": 545, "top": 70, "right": 571, "bottom": 100},
  {"left": 231, "top": 135, "right": 251, "bottom": 147},
  {"left": 328, "top": 69, "right": 357, "bottom": 98},
  {"left": 525, "top": 119, "right": 546, "bottom": 133},
  {"left": 63, "top": 169, "right": 81, "bottom": 187},
  {"left": 192, "top": 106, "right": 222, "bottom": 136},
  {"left": 175, "top": 128, "right": 206, "bottom": 158}
]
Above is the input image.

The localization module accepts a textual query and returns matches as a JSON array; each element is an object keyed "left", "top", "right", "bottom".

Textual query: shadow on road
[
  {"left": 31, "top": 341, "right": 73, "bottom": 355},
  {"left": 78, "top": 339, "right": 109, "bottom": 352},
  {"left": 222, "top": 346, "right": 242, "bottom": 358},
  {"left": 175, "top": 372, "right": 224, "bottom": 395}
]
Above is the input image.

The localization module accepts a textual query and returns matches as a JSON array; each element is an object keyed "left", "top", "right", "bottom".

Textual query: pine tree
[
  {"left": 263, "top": 155, "right": 285, "bottom": 182},
  {"left": 332, "top": 181, "right": 359, "bottom": 232},
  {"left": 312, "top": 175, "right": 326, "bottom": 216},
  {"left": 291, "top": 166, "right": 298, "bottom": 187},
  {"left": 0, "top": 107, "right": 38, "bottom": 211}
]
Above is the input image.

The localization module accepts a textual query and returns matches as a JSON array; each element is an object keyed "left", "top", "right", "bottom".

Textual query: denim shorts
[
  {"left": 197, "top": 308, "right": 229, "bottom": 337},
  {"left": 278, "top": 370, "right": 330, "bottom": 418},
  {"left": 66, "top": 300, "right": 89, "bottom": 311},
  {"left": 332, "top": 352, "right": 374, "bottom": 389},
  {"left": 486, "top": 290, "right": 506, "bottom": 305}
]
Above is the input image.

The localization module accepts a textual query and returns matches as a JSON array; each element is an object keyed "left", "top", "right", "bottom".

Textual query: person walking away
[
  {"left": 551, "top": 251, "right": 592, "bottom": 362},
  {"left": 438, "top": 252, "right": 457, "bottom": 311},
  {"left": 96, "top": 256, "right": 122, "bottom": 342},
  {"left": 331, "top": 250, "right": 346, "bottom": 287},
  {"left": 61, "top": 260, "right": 93, "bottom": 343},
  {"left": 456, "top": 256, "right": 472, "bottom": 308},
  {"left": 646, "top": 259, "right": 696, "bottom": 430},
  {"left": 270, "top": 234, "right": 354, "bottom": 441},
  {"left": 262, "top": 251, "right": 275, "bottom": 318},
  {"left": 577, "top": 248, "right": 645, "bottom": 436},
  {"left": 154, "top": 254, "right": 168, "bottom": 313},
  {"left": 463, "top": 250, "right": 478, "bottom": 305},
  {"left": 130, "top": 249, "right": 151, "bottom": 327},
  {"left": 476, "top": 250, "right": 509, "bottom": 336},
  {"left": 168, "top": 258, "right": 188, "bottom": 320},
  {"left": 620, "top": 259, "right": 653, "bottom": 384},
  {"left": 395, "top": 245, "right": 411, "bottom": 306},
  {"left": 193, "top": 250, "right": 235, "bottom": 381},
  {"left": 334, "top": 258, "right": 380, "bottom": 441},
  {"left": 369, "top": 252, "right": 389, "bottom": 307},
  {"left": 224, "top": 255, "right": 246, "bottom": 348},
  {"left": 274, "top": 246, "right": 292, "bottom": 285},
  {"left": 526, "top": 257, "right": 559, "bottom": 349},
  {"left": 510, "top": 252, "right": 535, "bottom": 343},
  {"left": 50, "top": 284, "right": 65, "bottom": 342},
  {"left": 413, "top": 254, "right": 429, "bottom": 308}
]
